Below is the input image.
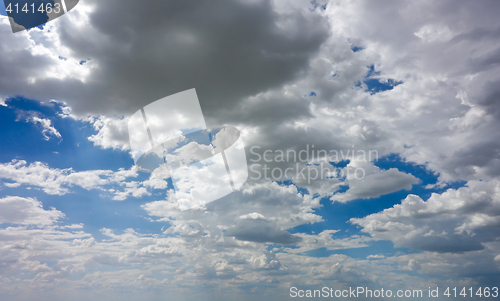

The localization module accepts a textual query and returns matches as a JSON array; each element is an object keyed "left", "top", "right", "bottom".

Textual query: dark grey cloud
[
  {"left": 4, "top": 0, "right": 328, "bottom": 122},
  {"left": 225, "top": 218, "right": 302, "bottom": 245},
  {"left": 445, "top": 140, "right": 500, "bottom": 179}
]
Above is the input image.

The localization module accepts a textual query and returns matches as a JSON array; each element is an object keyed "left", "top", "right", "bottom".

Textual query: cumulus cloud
[
  {"left": 318, "top": 0, "right": 500, "bottom": 183},
  {"left": 351, "top": 180, "right": 500, "bottom": 253},
  {"left": 142, "top": 180, "right": 323, "bottom": 231},
  {"left": 0, "top": 196, "right": 64, "bottom": 225},
  {"left": 330, "top": 160, "right": 420, "bottom": 203},
  {"left": 0, "top": 160, "right": 145, "bottom": 200},
  {"left": 225, "top": 218, "right": 302, "bottom": 245},
  {"left": 0, "top": 0, "right": 329, "bottom": 118},
  {"left": 87, "top": 115, "right": 130, "bottom": 151}
]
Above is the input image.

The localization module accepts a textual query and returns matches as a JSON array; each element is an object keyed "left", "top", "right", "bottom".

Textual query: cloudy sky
[{"left": 1, "top": 0, "right": 500, "bottom": 300}]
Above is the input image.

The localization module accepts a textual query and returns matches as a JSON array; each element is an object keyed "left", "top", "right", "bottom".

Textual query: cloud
[
  {"left": 4, "top": 0, "right": 496, "bottom": 189},
  {"left": 0, "top": 0, "right": 329, "bottom": 119},
  {"left": 15, "top": 109, "right": 62, "bottom": 141},
  {"left": 0, "top": 196, "right": 64, "bottom": 225},
  {"left": 142, "top": 180, "right": 323, "bottom": 231},
  {"left": 1, "top": 0, "right": 500, "bottom": 299},
  {"left": 87, "top": 115, "right": 130, "bottom": 151},
  {"left": 330, "top": 160, "right": 420, "bottom": 203},
  {"left": 351, "top": 180, "right": 500, "bottom": 253},
  {"left": 317, "top": 0, "right": 500, "bottom": 183},
  {"left": 283, "top": 230, "right": 370, "bottom": 253},
  {"left": 250, "top": 252, "right": 284, "bottom": 270},
  {"left": 1, "top": 0, "right": 500, "bottom": 189},
  {"left": 0, "top": 160, "right": 144, "bottom": 199},
  {"left": 386, "top": 249, "right": 500, "bottom": 286},
  {"left": 0, "top": 191, "right": 496, "bottom": 300},
  {"left": 225, "top": 218, "right": 302, "bottom": 245},
  {"left": 367, "top": 254, "right": 384, "bottom": 259}
]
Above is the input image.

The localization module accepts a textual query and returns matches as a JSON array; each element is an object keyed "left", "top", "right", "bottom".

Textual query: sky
[{"left": 1, "top": 0, "right": 500, "bottom": 300}]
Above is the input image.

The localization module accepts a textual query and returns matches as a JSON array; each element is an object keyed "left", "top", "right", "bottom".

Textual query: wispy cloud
[{"left": 15, "top": 110, "right": 61, "bottom": 141}]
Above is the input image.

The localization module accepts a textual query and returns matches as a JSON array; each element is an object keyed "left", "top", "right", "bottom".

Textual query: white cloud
[
  {"left": 351, "top": 180, "right": 500, "bottom": 253},
  {"left": 87, "top": 115, "right": 130, "bottom": 151},
  {"left": 142, "top": 180, "right": 323, "bottom": 231},
  {"left": 16, "top": 110, "right": 62, "bottom": 141},
  {"left": 0, "top": 191, "right": 496, "bottom": 301},
  {"left": 283, "top": 230, "right": 370, "bottom": 254},
  {"left": 0, "top": 160, "right": 143, "bottom": 200},
  {"left": 330, "top": 160, "right": 420, "bottom": 203},
  {"left": 0, "top": 196, "right": 64, "bottom": 225},
  {"left": 367, "top": 254, "right": 384, "bottom": 259},
  {"left": 250, "top": 252, "right": 283, "bottom": 270}
]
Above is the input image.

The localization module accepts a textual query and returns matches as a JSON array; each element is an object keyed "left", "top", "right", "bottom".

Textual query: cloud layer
[{"left": 1, "top": 0, "right": 500, "bottom": 300}]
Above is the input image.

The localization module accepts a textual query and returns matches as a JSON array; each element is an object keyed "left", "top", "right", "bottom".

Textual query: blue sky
[
  {"left": 1, "top": 1, "right": 500, "bottom": 300},
  {"left": 0, "top": 98, "right": 167, "bottom": 239}
]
